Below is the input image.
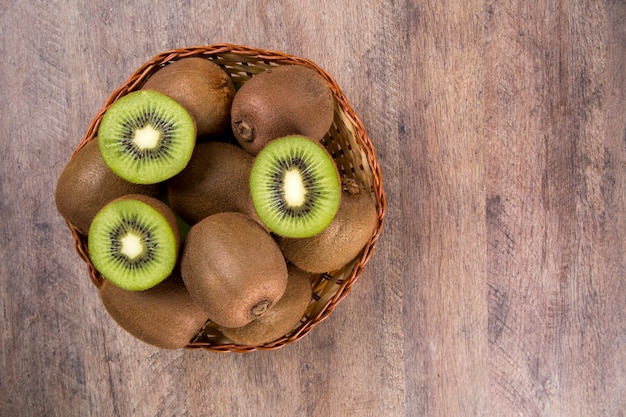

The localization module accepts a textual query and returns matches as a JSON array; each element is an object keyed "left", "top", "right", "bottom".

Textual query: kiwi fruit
[
  {"left": 277, "top": 179, "right": 378, "bottom": 273},
  {"left": 167, "top": 142, "right": 260, "bottom": 225},
  {"left": 249, "top": 135, "right": 341, "bottom": 238},
  {"left": 54, "top": 139, "right": 164, "bottom": 234},
  {"left": 88, "top": 194, "right": 180, "bottom": 291},
  {"left": 97, "top": 89, "right": 196, "bottom": 184},
  {"left": 219, "top": 264, "right": 313, "bottom": 346},
  {"left": 231, "top": 65, "right": 335, "bottom": 155},
  {"left": 180, "top": 212, "right": 288, "bottom": 328},
  {"left": 141, "top": 57, "right": 235, "bottom": 139},
  {"left": 99, "top": 270, "right": 209, "bottom": 349}
]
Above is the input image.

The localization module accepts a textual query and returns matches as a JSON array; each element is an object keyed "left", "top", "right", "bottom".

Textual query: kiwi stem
[
  {"left": 342, "top": 178, "right": 361, "bottom": 195},
  {"left": 235, "top": 120, "right": 254, "bottom": 142},
  {"left": 250, "top": 299, "right": 271, "bottom": 318}
]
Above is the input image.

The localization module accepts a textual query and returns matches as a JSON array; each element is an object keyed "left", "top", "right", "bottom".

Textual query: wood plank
[
  {"left": 399, "top": 1, "right": 490, "bottom": 416},
  {"left": 484, "top": 0, "right": 626, "bottom": 415}
]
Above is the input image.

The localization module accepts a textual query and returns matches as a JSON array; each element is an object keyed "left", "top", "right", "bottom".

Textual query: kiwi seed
[
  {"left": 231, "top": 65, "right": 335, "bottom": 155},
  {"left": 277, "top": 179, "right": 378, "bottom": 273},
  {"left": 88, "top": 194, "right": 180, "bottom": 291},
  {"left": 97, "top": 89, "right": 196, "bottom": 184},
  {"left": 180, "top": 212, "right": 288, "bottom": 328},
  {"left": 219, "top": 264, "right": 313, "bottom": 346},
  {"left": 141, "top": 57, "right": 235, "bottom": 139},
  {"left": 99, "top": 270, "right": 210, "bottom": 349},
  {"left": 54, "top": 139, "right": 163, "bottom": 234},
  {"left": 249, "top": 135, "right": 341, "bottom": 238}
]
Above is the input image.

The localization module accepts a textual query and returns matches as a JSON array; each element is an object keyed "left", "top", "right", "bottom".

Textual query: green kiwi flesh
[
  {"left": 277, "top": 179, "right": 378, "bottom": 273},
  {"left": 167, "top": 142, "right": 259, "bottom": 225},
  {"left": 99, "top": 271, "right": 209, "bottom": 349},
  {"left": 250, "top": 135, "right": 341, "bottom": 238},
  {"left": 180, "top": 212, "right": 288, "bottom": 328},
  {"left": 141, "top": 57, "right": 235, "bottom": 139},
  {"left": 231, "top": 65, "right": 335, "bottom": 155},
  {"left": 97, "top": 89, "right": 196, "bottom": 184},
  {"left": 219, "top": 264, "right": 313, "bottom": 346},
  {"left": 54, "top": 139, "right": 163, "bottom": 235},
  {"left": 88, "top": 194, "right": 180, "bottom": 291}
]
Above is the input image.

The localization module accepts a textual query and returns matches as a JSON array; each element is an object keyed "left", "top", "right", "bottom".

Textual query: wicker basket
[{"left": 67, "top": 44, "right": 386, "bottom": 352}]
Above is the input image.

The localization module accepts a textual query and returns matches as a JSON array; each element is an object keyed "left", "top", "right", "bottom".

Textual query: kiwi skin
[
  {"left": 99, "top": 270, "right": 209, "bottom": 349},
  {"left": 141, "top": 57, "right": 235, "bottom": 140},
  {"left": 55, "top": 139, "right": 163, "bottom": 235},
  {"left": 219, "top": 264, "right": 313, "bottom": 346},
  {"left": 230, "top": 65, "right": 335, "bottom": 155},
  {"left": 167, "top": 142, "right": 261, "bottom": 226},
  {"left": 276, "top": 179, "right": 378, "bottom": 273},
  {"left": 180, "top": 212, "right": 288, "bottom": 329}
]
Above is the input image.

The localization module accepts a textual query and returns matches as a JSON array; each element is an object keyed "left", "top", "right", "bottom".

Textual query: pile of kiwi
[{"left": 55, "top": 57, "right": 378, "bottom": 350}]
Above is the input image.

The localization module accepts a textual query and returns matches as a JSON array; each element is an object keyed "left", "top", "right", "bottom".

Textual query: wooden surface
[{"left": 1, "top": 1, "right": 624, "bottom": 416}]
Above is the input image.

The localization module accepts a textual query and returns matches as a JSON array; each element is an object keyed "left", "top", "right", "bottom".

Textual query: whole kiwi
[
  {"left": 167, "top": 142, "right": 260, "bottom": 225},
  {"left": 141, "top": 57, "right": 235, "bottom": 139},
  {"left": 54, "top": 139, "right": 163, "bottom": 235},
  {"left": 99, "top": 270, "right": 209, "bottom": 349},
  {"left": 180, "top": 212, "right": 288, "bottom": 328},
  {"left": 219, "top": 264, "right": 313, "bottom": 346},
  {"left": 276, "top": 179, "right": 378, "bottom": 273},
  {"left": 230, "top": 65, "right": 335, "bottom": 155}
]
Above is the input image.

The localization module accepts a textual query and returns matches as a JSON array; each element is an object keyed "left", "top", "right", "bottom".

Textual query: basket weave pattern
[{"left": 68, "top": 44, "right": 386, "bottom": 352}]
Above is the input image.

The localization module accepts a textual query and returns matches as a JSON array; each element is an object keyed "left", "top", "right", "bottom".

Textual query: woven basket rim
[{"left": 66, "top": 43, "right": 387, "bottom": 353}]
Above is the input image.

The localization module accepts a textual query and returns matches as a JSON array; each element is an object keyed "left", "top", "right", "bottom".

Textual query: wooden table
[{"left": 1, "top": 1, "right": 624, "bottom": 416}]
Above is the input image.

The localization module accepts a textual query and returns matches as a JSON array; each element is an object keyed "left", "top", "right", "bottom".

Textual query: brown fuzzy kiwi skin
[
  {"left": 99, "top": 270, "right": 209, "bottom": 349},
  {"left": 276, "top": 180, "right": 378, "bottom": 273},
  {"left": 141, "top": 57, "right": 235, "bottom": 140},
  {"left": 55, "top": 139, "right": 164, "bottom": 235},
  {"left": 166, "top": 142, "right": 261, "bottom": 226},
  {"left": 219, "top": 264, "right": 313, "bottom": 346},
  {"left": 230, "top": 65, "right": 335, "bottom": 155},
  {"left": 180, "top": 212, "right": 288, "bottom": 328}
]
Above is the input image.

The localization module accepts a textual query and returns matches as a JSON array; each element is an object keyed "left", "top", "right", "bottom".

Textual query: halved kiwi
[
  {"left": 249, "top": 135, "right": 341, "bottom": 238},
  {"left": 97, "top": 90, "right": 196, "bottom": 184},
  {"left": 88, "top": 194, "right": 180, "bottom": 291}
]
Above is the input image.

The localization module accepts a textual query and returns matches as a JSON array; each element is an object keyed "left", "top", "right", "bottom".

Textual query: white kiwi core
[
  {"left": 283, "top": 168, "right": 307, "bottom": 207},
  {"left": 120, "top": 232, "right": 144, "bottom": 259},
  {"left": 133, "top": 125, "right": 161, "bottom": 150}
]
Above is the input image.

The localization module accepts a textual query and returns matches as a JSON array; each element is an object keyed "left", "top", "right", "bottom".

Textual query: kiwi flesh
[
  {"left": 54, "top": 139, "right": 163, "bottom": 235},
  {"left": 180, "top": 212, "right": 288, "bottom": 328},
  {"left": 88, "top": 194, "right": 180, "bottom": 291},
  {"left": 277, "top": 179, "right": 378, "bottom": 273},
  {"left": 141, "top": 57, "right": 235, "bottom": 140},
  {"left": 219, "top": 264, "right": 313, "bottom": 346},
  {"left": 231, "top": 65, "right": 335, "bottom": 155},
  {"left": 167, "top": 142, "right": 260, "bottom": 225},
  {"left": 97, "top": 89, "right": 196, "bottom": 184},
  {"left": 99, "top": 270, "right": 209, "bottom": 349},
  {"left": 249, "top": 135, "right": 341, "bottom": 238}
]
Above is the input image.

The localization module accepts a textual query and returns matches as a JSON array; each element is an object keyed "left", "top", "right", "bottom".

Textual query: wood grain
[{"left": 1, "top": 1, "right": 624, "bottom": 416}]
